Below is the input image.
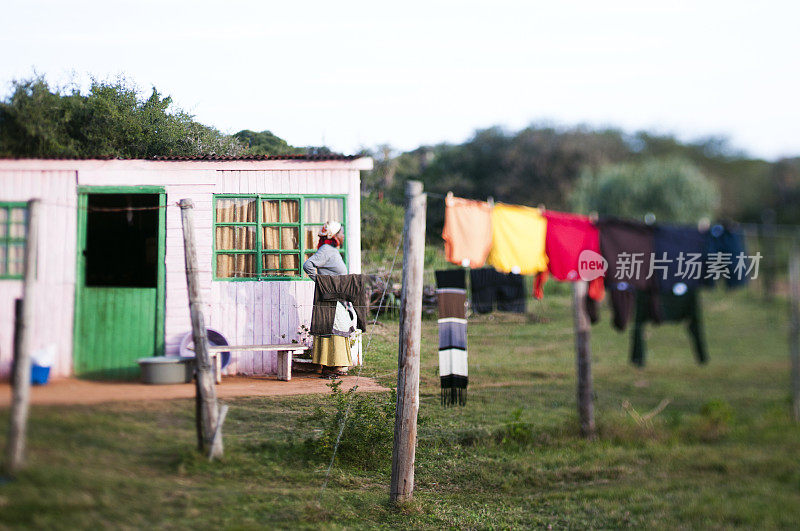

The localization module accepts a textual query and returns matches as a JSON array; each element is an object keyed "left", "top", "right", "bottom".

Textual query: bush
[
  {"left": 0, "top": 76, "right": 244, "bottom": 158},
  {"left": 495, "top": 408, "right": 536, "bottom": 447},
  {"left": 570, "top": 157, "right": 720, "bottom": 224},
  {"left": 360, "top": 194, "right": 405, "bottom": 252},
  {"left": 682, "top": 399, "right": 735, "bottom": 442},
  {"left": 305, "top": 380, "right": 396, "bottom": 470}
]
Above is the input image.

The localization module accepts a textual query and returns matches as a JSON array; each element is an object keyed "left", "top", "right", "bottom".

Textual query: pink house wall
[
  {"left": 0, "top": 170, "right": 78, "bottom": 379},
  {"left": 0, "top": 159, "right": 368, "bottom": 379}
]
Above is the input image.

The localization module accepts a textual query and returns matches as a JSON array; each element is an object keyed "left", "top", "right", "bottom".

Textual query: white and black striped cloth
[{"left": 436, "top": 270, "right": 468, "bottom": 406}]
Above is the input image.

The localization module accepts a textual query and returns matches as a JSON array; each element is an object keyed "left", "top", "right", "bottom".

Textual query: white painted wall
[
  {"left": 0, "top": 159, "right": 367, "bottom": 379},
  {"left": 0, "top": 170, "right": 78, "bottom": 379},
  {"left": 202, "top": 169, "right": 361, "bottom": 375}
]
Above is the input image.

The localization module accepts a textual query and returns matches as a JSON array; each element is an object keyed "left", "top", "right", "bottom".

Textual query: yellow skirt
[{"left": 312, "top": 335, "right": 352, "bottom": 368}]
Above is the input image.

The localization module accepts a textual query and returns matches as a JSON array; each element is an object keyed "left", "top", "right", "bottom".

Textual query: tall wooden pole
[
  {"left": 790, "top": 251, "right": 800, "bottom": 422},
  {"left": 390, "top": 180, "right": 426, "bottom": 503},
  {"left": 5, "top": 199, "right": 40, "bottom": 474},
  {"left": 572, "top": 280, "right": 596, "bottom": 439},
  {"left": 179, "top": 199, "right": 222, "bottom": 459}
]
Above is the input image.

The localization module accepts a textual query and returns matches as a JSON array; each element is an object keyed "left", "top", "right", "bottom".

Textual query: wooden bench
[{"left": 207, "top": 344, "right": 310, "bottom": 383}]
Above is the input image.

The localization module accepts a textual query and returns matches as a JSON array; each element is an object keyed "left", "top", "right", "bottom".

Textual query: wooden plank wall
[
  {"left": 163, "top": 182, "right": 215, "bottom": 362},
  {"left": 0, "top": 164, "right": 362, "bottom": 379},
  {"left": 0, "top": 170, "right": 78, "bottom": 379},
  {"left": 77, "top": 168, "right": 218, "bottom": 375},
  {"left": 196, "top": 169, "right": 362, "bottom": 375}
]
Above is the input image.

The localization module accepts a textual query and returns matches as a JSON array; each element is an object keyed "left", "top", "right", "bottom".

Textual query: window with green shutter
[
  {"left": 0, "top": 202, "right": 28, "bottom": 280},
  {"left": 213, "top": 195, "right": 346, "bottom": 280}
]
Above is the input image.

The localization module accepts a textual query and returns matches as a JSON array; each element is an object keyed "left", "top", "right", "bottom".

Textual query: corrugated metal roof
[
  {"left": 0, "top": 153, "right": 363, "bottom": 162},
  {"left": 151, "top": 154, "right": 362, "bottom": 161}
]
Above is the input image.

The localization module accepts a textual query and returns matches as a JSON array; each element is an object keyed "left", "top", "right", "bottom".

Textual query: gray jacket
[{"left": 303, "top": 244, "right": 348, "bottom": 280}]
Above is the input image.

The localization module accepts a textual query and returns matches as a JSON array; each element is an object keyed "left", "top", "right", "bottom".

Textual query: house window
[
  {"left": 213, "top": 195, "right": 346, "bottom": 280},
  {"left": 0, "top": 202, "right": 28, "bottom": 279}
]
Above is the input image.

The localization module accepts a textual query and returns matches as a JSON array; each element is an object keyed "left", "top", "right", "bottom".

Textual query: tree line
[
  {"left": 2, "top": 76, "right": 798, "bottom": 249},
  {"left": 0, "top": 77, "right": 328, "bottom": 159},
  {"left": 360, "top": 126, "right": 800, "bottom": 243}
]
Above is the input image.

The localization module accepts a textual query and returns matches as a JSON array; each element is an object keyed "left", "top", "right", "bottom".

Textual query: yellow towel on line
[{"left": 487, "top": 203, "right": 548, "bottom": 275}]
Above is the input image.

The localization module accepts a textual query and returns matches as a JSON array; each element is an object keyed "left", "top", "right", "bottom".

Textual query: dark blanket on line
[
  {"left": 310, "top": 274, "right": 369, "bottom": 336},
  {"left": 631, "top": 288, "right": 708, "bottom": 367}
]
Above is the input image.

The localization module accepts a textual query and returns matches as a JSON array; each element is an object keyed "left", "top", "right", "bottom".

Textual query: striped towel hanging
[{"left": 435, "top": 270, "right": 468, "bottom": 406}]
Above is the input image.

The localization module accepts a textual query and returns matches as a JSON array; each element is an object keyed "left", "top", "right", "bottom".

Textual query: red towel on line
[{"left": 534, "top": 210, "right": 605, "bottom": 301}]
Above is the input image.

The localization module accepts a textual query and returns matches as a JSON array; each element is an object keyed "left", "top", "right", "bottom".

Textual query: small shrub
[
  {"left": 495, "top": 409, "right": 535, "bottom": 447},
  {"left": 700, "top": 399, "right": 734, "bottom": 426},
  {"left": 305, "top": 380, "right": 396, "bottom": 470},
  {"left": 684, "top": 399, "right": 735, "bottom": 442}
]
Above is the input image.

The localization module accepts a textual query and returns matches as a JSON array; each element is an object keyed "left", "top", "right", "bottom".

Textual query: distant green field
[{"left": 1, "top": 286, "right": 799, "bottom": 529}]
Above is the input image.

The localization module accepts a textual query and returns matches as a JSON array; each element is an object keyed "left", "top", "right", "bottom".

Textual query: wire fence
[
  {"left": 24, "top": 197, "right": 800, "bottom": 303},
  {"left": 317, "top": 237, "right": 403, "bottom": 499},
  {"left": 741, "top": 223, "right": 800, "bottom": 297}
]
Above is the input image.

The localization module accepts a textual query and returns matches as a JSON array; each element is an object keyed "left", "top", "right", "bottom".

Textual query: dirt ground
[{"left": 0, "top": 374, "right": 387, "bottom": 407}]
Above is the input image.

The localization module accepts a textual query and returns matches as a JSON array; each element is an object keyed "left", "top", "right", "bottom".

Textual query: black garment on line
[
  {"left": 585, "top": 295, "right": 600, "bottom": 325},
  {"left": 631, "top": 288, "right": 708, "bottom": 367},
  {"left": 598, "top": 218, "right": 659, "bottom": 330},
  {"left": 435, "top": 268, "right": 466, "bottom": 290},
  {"left": 469, "top": 267, "right": 526, "bottom": 314},
  {"left": 654, "top": 224, "right": 707, "bottom": 293},
  {"left": 704, "top": 223, "right": 749, "bottom": 289},
  {"left": 498, "top": 273, "right": 525, "bottom": 313},
  {"left": 469, "top": 267, "right": 496, "bottom": 313}
]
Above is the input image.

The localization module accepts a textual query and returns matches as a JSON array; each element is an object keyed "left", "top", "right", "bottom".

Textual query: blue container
[{"left": 31, "top": 364, "right": 50, "bottom": 385}]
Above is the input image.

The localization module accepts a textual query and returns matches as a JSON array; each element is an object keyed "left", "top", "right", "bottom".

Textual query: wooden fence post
[
  {"left": 179, "top": 199, "right": 223, "bottom": 459},
  {"left": 790, "top": 251, "right": 800, "bottom": 422},
  {"left": 5, "top": 199, "right": 40, "bottom": 474},
  {"left": 573, "top": 280, "right": 596, "bottom": 439},
  {"left": 760, "top": 211, "right": 777, "bottom": 301},
  {"left": 390, "top": 180, "right": 426, "bottom": 503}
]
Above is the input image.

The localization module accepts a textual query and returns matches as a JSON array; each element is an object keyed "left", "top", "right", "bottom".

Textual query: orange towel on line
[{"left": 442, "top": 195, "right": 493, "bottom": 268}]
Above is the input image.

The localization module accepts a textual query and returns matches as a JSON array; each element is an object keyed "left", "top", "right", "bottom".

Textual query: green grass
[{"left": 1, "top": 287, "right": 799, "bottom": 528}]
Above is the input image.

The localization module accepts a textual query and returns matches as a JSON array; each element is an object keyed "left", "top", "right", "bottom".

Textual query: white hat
[{"left": 319, "top": 221, "right": 342, "bottom": 238}]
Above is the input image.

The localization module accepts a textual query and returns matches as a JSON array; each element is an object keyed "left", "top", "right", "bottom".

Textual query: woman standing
[{"left": 303, "top": 221, "right": 351, "bottom": 378}]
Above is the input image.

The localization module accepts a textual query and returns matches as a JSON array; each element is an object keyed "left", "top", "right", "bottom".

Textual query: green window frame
[
  {"left": 213, "top": 194, "right": 347, "bottom": 281},
  {"left": 0, "top": 202, "right": 28, "bottom": 280}
]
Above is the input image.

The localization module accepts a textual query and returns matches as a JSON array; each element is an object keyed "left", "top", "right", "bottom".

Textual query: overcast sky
[{"left": 2, "top": 1, "right": 798, "bottom": 159}]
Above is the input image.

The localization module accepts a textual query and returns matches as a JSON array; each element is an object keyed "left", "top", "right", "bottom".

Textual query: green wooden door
[{"left": 74, "top": 188, "right": 166, "bottom": 380}]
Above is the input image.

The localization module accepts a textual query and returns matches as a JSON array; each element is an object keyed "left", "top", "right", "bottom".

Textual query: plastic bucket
[
  {"left": 31, "top": 364, "right": 50, "bottom": 385},
  {"left": 137, "top": 357, "right": 195, "bottom": 384}
]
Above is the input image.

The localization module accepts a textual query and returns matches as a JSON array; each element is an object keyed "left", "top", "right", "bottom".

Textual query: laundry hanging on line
[
  {"left": 654, "top": 224, "right": 707, "bottom": 294},
  {"left": 597, "top": 218, "right": 658, "bottom": 331},
  {"left": 704, "top": 223, "right": 749, "bottom": 289},
  {"left": 597, "top": 219, "right": 747, "bottom": 367},
  {"left": 310, "top": 274, "right": 369, "bottom": 337},
  {"left": 441, "top": 194, "right": 493, "bottom": 268},
  {"left": 631, "top": 288, "right": 708, "bottom": 367},
  {"left": 438, "top": 192, "right": 751, "bottom": 367},
  {"left": 435, "top": 269, "right": 469, "bottom": 406},
  {"left": 534, "top": 209, "right": 605, "bottom": 302},
  {"left": 487, "top": 203, "right": 549, "bottom": 277},
  {"left": 469, "top": 267, "right": 527, "bottom": 314}
]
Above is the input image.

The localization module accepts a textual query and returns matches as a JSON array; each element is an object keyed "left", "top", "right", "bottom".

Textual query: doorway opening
[{"left": 85, "top": 194, "right": 159, "bottom": 287}]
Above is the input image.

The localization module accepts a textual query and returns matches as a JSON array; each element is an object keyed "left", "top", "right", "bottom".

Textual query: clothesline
[{"left": 33, "top": 200, "right": 178, "bottom": 211}]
